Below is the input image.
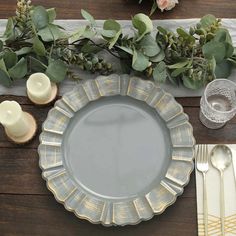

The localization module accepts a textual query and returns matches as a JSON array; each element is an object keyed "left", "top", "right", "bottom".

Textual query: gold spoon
[{"left": 210, "top": 144, "right": 232, "bottom": 236}]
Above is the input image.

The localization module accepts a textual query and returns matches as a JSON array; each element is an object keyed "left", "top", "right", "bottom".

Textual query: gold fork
[{"left": 196, "top": 145, "right": 209, "bottom": 236}]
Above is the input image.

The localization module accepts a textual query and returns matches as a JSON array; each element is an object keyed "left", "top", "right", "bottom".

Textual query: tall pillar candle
[
  {"left": 27, "top": 73, "right": 52, "bottom": 104},
  {"left": 0, "top": 101, "right": 29, "bottom": 137}
]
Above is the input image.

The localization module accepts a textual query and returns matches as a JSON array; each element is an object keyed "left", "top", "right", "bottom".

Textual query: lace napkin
[{"left": 196, "top": 144, "right": 236, "bottom": 236}]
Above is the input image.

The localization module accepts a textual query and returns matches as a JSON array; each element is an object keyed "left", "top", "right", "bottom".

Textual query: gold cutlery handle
[
  {"left": 203, "top": 172, "right": 208, "bottom": 236},
  {"left": 220, "top": 171, "right": 225, "bottom": 236}
]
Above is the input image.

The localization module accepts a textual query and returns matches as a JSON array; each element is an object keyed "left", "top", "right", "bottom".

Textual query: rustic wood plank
[
  {"left": 0, "top": 148, "right": 48, "bottom": 195},
  {"left": 0, "top": 193, "right": 197, "bottom": 236},
  {"left": 0, "top": 0, "right": 234, "bottom": 19}
]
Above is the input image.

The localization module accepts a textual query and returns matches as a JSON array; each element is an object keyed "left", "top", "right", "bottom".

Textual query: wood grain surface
[{"left": 0, "top": 1, "right": 235, "bottom": 236}]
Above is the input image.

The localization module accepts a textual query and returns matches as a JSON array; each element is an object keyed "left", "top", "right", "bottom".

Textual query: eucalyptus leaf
[
  {"left": 103, "top": 20, "right": 121, "bottom": 49},
  {"left": 150, "top": 1, "right": 158, "bottom": 15},
  {"left": 8, "top": 58, "right": 27, "bottom": 80},
  {"left": 208, "top": 57, "right": 216, "bottom": 73},
  {"left": 182, "top": 76, "right": 204, "bottom": 90},
  {"left": 200, "top": 14, "right": 216, "bottom": 29},
  {"left": 171, "top": 67, "right": 189, "bottom": 77},
  {"left": 38, "top": 24, "right": 66, "bottom": 42},
  {"left": 101, "top": 29, "right": 117, "bottom": 38},
  {"left": 0, "top": 68, "right": 12, "bottom": 87},
  {"left": 132, "top": 50, "right": 149, "bottom": 72},
  {"left": 69, "top": 26, "right": 86, "bottom": 43},
  {"left": 132, "top": 13, "right": 153, "bottom": 41},
  {"left": 0, "top": 58, "right": 8, "bottom": 72},
  {"left": 202, "top": 41, "right": 226, "bottom": 63},
  {"left": 0, "top": 40, "right": 3, "bottom": 51},
  {"left": 33, "top": 37, "right": 46, "bottom": 56},
  {"left": 82, "top": 26, "right": 96, "bottom": 39},
  {"left": 116, "top": 46, "right": 133, "bottom": 55},
  {"left": 176, "top": 28, "right": 195, "bottom": 44},
  {"left": 3, "top": 51, "right": 17, "bottom": 69},
  {"left": 3, "top": 18, "right": 15, "bottom": 40},
  {"left": 46, "top": 60, "right": 67, "bottom": 83},
  {"left": 214, "top": 28, "right": 232, "bottom": 44},
  {"left": 81, "top": 43, "right": 102, "bottom": 54},
  {"left": 139, "top": 35, "right": 161, "bottom": 57},
  {"left": 215, "top": 60, "right": 232, "bottom": 78},
  {"left": 47, "top": 8, "right": 56, "bottom": 23},
  {"left": 150, "top": 50, "right": 165, "bottom": 62},
  {"left": 168, "top": 60, "right": 190, "bottom": 69},
  {"left": 157, "top": 26, "right": 168, "bottom": 35},
  {"left": 153, "top": 61, "right": 167, "bottom": 82},
  {"left": 224, "top": 42, "right": 234, "bottom": 58},
  {"left": 31, "top": 6, "right": 49, "bottom": 30},
  {"left": 15, "top": 47, "right": 32, "bottom": 56},
  {"left": 81, "top": 9, "right": 96, "bottom": 26},
  {"left": 29, "top": 56, "right": 47, "bottom": 72}
]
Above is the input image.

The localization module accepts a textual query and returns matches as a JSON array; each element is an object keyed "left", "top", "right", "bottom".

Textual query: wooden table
[{"left": 0, "top": 1, "right": 236, "bottom": 235}]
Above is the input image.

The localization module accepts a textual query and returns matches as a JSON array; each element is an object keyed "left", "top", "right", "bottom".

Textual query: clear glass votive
[{"left": 200, "top": 79, "right": 236, "bottom": 129}]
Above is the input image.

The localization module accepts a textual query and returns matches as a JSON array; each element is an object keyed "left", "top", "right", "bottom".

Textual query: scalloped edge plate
[{"left": 38, "top": 74, "right": 195, "bottom": 226}]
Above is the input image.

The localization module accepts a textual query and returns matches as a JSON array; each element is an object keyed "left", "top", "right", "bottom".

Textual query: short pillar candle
[
  {"left": 0, "top": 101, "right": 29, "bottom": 137},
  {"left": 27, "top": 73, "right": 58, "bottom": 105},
  {"left": 0, "top": 101, "right": 37, "bottom": 144}
]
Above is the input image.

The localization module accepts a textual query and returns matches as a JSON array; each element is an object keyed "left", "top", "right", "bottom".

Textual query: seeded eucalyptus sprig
[
  {"left": 0, "top": 1, "right": 112, "bottom": 87},
  {"left": 155, "top": 15, "right": 236, "bottom": 89},
  {"left": 76, "top": 12, "right": 235, "bottom": 89}
]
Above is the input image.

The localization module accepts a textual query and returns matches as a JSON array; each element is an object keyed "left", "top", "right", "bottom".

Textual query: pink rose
[{"left": 156, "top": 0, "right": 178, "bottom": 11}]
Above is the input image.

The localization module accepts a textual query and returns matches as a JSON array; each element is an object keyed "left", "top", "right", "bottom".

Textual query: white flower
[{"left": 157, "top": 0, "right": 179, "bottom": 12}]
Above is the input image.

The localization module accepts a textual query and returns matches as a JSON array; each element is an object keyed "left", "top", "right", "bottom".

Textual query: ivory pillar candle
[
  {"left": 0, "top": 101, "right": 29, "bottom": 137},
  {"left": 27, "top": 73, "right": 52, "bottom": 104}
]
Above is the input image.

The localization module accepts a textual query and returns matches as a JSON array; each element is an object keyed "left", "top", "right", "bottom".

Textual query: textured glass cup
[{"left": 200, "top": 79, "right": 236, "bottom": 129}]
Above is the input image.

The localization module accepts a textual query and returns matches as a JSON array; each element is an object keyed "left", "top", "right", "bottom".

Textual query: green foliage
[
  {"left": 102, "top": 20, "right": 121, "bottom": 49},
  {"left": 81, "top": 9, "right": 96, "bottom": 26},
  {"left": 132, "top": 49, "right": 149, "bottom": 71},
  {"left": 3, "top": 51, "right": 17, "bottom": 69},
  {"left": 33, "top": 37, "right": 46, "bottom": 56},
  {"left": 0, "top": 1, "right": 235, "bottom": 90},
  {"left": 0, "top": 0, "right": 68, "bottom": 86},
  {"left": 8, "top": 58, "right": 27, "bottom": 80},
  {"left": 3, "top": 18, "right": 15, "bottom": 41},
  {"left": 132, "top": 13, "right": 153, "bottom": 41},
  {"left": 0, "top": 59, "right": 12, "bottom": 87},
  {"left": 47, "top": 8, "right": 56, "bottom": 23},
  {"left": 139, "top": 35, "right": 161, "bottom": 57},
  {"left": 156, "top": 14, "right": 235, "bottom": 89},
  {"left": 200, "top": 15, "right": 217, "bottom": 29},
  {"left": 46, "top": 60, "right": 67, "bottom": 82},
  {"left": 153, "top": 62, "right": 167, "bottom": 82},
  {"left": 31, "top": 6, "right": 49, "bottom": 30}
]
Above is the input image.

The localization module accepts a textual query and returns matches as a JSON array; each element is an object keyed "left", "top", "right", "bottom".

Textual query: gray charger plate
[{"left": 38, "top": 74, "right": 195, "bottom": 226}]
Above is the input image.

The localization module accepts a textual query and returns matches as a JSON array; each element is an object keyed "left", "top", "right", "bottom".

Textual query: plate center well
[{"left": 62, "top": 96, "right": 171, "bottom": 199}]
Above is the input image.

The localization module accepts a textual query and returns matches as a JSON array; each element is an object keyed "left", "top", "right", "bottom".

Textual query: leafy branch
[{"left": 0, "top": 0, "right": 235, "bottom": 90}]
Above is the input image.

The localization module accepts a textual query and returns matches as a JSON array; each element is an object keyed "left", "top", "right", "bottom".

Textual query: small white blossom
[{"left": 156, "top": 0, "right": 179, "bottom": 12}]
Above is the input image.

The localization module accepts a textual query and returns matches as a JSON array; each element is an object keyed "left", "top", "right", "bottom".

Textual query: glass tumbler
[{"left": 200, "top": 79, "right": 236, "bottom": 129}]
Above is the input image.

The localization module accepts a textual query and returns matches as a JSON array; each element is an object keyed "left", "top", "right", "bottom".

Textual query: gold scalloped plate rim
[{"left": 38, "top": 74, "right": 195, "bottom": 226}]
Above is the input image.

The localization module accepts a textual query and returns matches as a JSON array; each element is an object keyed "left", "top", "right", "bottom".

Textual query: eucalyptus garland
[{"left": 0, "top": 0, "right": 235, "bottom": 90}]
